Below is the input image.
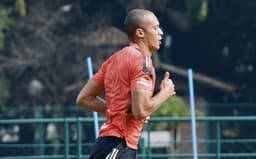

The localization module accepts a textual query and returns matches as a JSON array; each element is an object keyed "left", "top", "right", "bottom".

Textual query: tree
[{"left": 0, "top": 0, "right": 256, "bottom": 109}]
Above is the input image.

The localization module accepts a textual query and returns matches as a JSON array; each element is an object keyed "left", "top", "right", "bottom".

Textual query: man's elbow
[
  {"left": 75, "top": 95, "right": 83, "bottom": 106},
  {"left": 133, "top": 111, "right": 148, "bottom": 120}
]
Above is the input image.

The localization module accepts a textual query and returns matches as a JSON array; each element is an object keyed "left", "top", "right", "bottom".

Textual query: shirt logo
[
  {"left": 137, "top": 78, "right": 153, "bottom": 88},
  {"left": 143, "top": 55, "right": 153, "bottom": 77}
]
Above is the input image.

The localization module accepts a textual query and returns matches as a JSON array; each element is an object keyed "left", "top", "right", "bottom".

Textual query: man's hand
[
  {"left": 160, "top": 72, "right": 176, "bottom": 97},
  {"left": 144, "top": 116, "right": 150, "bottom": 124}
]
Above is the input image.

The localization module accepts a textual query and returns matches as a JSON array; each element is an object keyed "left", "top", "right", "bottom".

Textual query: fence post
[
  {"left": 77, "top": 117, "right": 82, "bottom": 159},
  {"left": 146, "top": 123, "right": 152, "bottom": 159},
  {"left": 64, "top": 119, "right": 69, "bottom": 159},
  {"left": 216, "top": 121, "right": 221, "bottom": 159},
  {"left": 36, "top": 106, "right": 45, "bottom": 156},
  {"left": 86, "top": 57, "right": 99, "bottom": 139},
  {"left": 204, "top": 103, "right": 211, "bottom": 156},
  {"left": 188, "top": 69, "right": 198, "bottom": 159}
]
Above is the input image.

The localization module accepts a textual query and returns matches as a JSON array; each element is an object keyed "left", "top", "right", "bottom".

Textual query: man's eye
[{"left": 155, "top": 26, "right": 162, "bottom": 31}]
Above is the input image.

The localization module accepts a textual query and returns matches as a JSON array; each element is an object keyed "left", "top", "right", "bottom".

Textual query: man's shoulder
[
  {"left": 122, "top": 45, "right": 142, "bottom": 58},
  {"left": 107, "top": 45, "right": 143, "bottom": 65}
]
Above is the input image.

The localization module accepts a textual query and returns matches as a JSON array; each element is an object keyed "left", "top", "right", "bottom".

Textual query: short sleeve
[
  {"left": 92, "top": 61, "right": 107, "bottom": 86},
  {"left": 130, "top": 55, "right": 153, "bottom": 91}
]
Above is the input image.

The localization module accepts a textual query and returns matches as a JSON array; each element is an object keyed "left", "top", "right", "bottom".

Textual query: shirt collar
[
  {"left": 129, "top": 42, "right": 140, "bottom": 50},
  {"left": 129, "top": 42, "right": 152, "bottom": 57},
  {"left": 129, "top": 42, "right": 147, "bottom": 57}
]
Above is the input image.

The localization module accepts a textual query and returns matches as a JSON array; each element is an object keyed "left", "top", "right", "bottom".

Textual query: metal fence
[{"left": 1, "top": 116, "right": 256, "bottom": 159}]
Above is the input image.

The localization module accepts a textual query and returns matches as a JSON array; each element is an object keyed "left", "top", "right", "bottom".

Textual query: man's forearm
[{"left": 77, "top": 96, "right": 107, "bottom": 114}]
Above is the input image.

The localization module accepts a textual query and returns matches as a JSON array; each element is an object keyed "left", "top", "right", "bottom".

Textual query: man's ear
[{"left": 135, "top": 28, "right": 144, "bottom": 38}]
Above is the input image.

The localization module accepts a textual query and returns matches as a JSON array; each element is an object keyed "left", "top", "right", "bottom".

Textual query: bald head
[{"left": 124, "top": 9, "right": 154, "bottom": 39}]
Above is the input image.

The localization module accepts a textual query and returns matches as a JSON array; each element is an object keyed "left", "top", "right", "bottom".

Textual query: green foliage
[
  {"left": 151, "top": 96, "right": 203, "bottom": 130},
  {"left": 152, "top": 96, "right": 189, "bottom": 117},
  {"left": 0, "top": 6, "right": 12, "bottom": 111},
  {"left": 0, "top": 72, "right": 10, "bottom": 111},
  {"left": 185, "top": 0, "right": 208, "bottom": 24},
  {"left": 15, "top": 0, "right": 26, "bottom": 17},
  {"left": 151, "top": 96, "right": 189, "bottom": 130},
  {"left": 0, "top": 5, "right": 13, "bottom": 49}
]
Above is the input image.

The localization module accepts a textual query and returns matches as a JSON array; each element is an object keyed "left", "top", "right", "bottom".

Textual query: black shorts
[{"left": 89, "top": 136, "right": 137, "bottom": 159}]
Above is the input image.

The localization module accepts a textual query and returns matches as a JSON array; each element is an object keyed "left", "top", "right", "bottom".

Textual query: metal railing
[{"left": 0, "top": 116, "right": 256, "bottom": 159}]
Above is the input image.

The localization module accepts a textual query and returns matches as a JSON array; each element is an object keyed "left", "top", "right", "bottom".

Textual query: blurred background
[
  {"left": 1, "top": 0, "right": 256, "bottom": 108},
  {"left": 0, "top": 0, "right": 256, "bottom": 158}
]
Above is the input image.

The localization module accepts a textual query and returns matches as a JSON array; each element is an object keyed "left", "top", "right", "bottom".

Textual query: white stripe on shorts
[{"left": 106, "top": 148, "right": 119, "bottom": 159}]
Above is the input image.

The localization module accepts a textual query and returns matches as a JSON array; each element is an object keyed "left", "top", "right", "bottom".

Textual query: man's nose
[{"left": 159, "top": 28, "right": 164, "bottom": 36}]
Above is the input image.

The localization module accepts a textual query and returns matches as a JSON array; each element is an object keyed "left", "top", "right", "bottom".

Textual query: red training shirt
[{"left": 92, "top": 42, "right": 156, "bottom": 149}]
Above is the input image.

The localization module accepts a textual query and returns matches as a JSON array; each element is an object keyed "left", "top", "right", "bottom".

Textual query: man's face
[{"left": 142, "top": 14, "right": 164, "bottom": 52}]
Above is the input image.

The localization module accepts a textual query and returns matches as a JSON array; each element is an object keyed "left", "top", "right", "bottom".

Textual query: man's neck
[{"left": 134, "top": 40, "right": 152, "bottom": 57}]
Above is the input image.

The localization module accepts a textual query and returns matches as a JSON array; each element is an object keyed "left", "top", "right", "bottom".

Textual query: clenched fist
[{"left": 160, "top": 72, "right": 176, "bottom": 97}]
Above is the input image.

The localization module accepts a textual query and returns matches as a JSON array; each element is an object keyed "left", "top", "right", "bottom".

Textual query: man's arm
[
  {"left": 76, "top": 79, "right": 107, "bottom": 114},
  {"left": 131, "top": 72, "right": 175, "bottom": 119}
]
